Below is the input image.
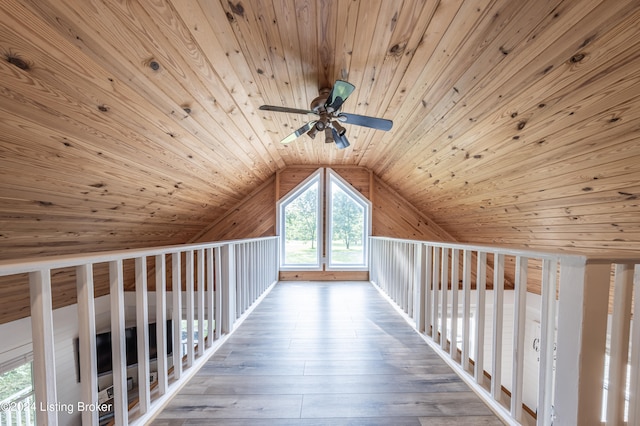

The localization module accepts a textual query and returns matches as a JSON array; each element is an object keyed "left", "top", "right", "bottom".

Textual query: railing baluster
[
  {"left": 441, "top": 247, "right": 449, "bottom": 351},
  {"left": 243, "top": 244, "right": 249, "bottom": 310},
  {"left": 629, "top": 265, "right": 640, "bottom": 426},
  {"left": 370, "top": 239, "right": 376, "bottom": 284},
  {"left": 384, "top": 240, "right": 390, "bottom": 298},
  {"left": 462, "top": 250, "right": 472, "bottom": 371},
  {"left": 390, "top": 241, "right": 396, "bottom": 302},
  {"left": 511, "top": 256, "right": 528, "bottom": 420},
  {"left": 247, "top": 243, "right": 252, "bottom": 310},
  {"left": 185, "top": 250, "right": 195, "bottom": 368},
  {"left": 538, "top": 258, "right": 557, "bottom": 426},
  {"left": 491, "top": 253, "right": 505, "bottom": 401},
  {"left": 214, "top": 246, "right": 222, "bottom": 340},
  {"left": 29, "top": 269, "right": 58, "bottom": 426},
  {"left": 155, "top": 254, "right": 168, "bottom": 395},
  {"left": 606, "top": 264, "right": 634, "bottom": 424},
  {"left": 235, "top": 245, "right": 242, "bottom": 316},
  {"left": 244, "top": 244, "right": 249, "bottom": 310},
  {"left": 432, "top": 247, "right": 440, "bottom": 344},
  {"left": 414, "top": 243, "right": 425, "bottom": 332},
  {"left": 391, "top": 240, "right": 395, "bottom": 299},
  {"left": 403, "top": 243, "right": 409, "bottom": 314},
  {"left": 425, "top": 245, "right": 433, "bottom": 337},
  {"left": 76, "top": 263, "right": 98, "bottom": 426},
  {"left": 253, "top": 242, "right": 258, "bottom": 303},
  {"left": 256, "top": 242, "right": 261, "bottom": 297},
  {"left": 393, "top": 241, "right": 398, "bottom": 302},
  {"left": 135, "top": 256, "right": 151, "bottom": 414},
  {"left": 197, "top": 249, "right": 205, "bottom": 356},
  {"left": 251, "top": 243, "right": 256, "bottom": 304},
  {"left": 409, "top": 243, "right": 416, "bottom": 319},
  {"left": 450, "top": 249, "right": 459, "bottom": 359},
  {"left": 109, "top": 260, "right": 128, "bottom": 426},
  {"left": 206, "top": 248, "right": 214, "bottom": 348},
  {"left": 171, "top": 252, "right": 182, "bottom": 380},
  {"left": 398, "top": 242, "right": 403, "bottom": 305},
  {"left": 221, "top": 243, "right": 236, "bottom": 333},
  {"left": 474, "top": 252, "right": 487, "bottom": 384},
  {"left": 379, "top": 241, "right": 391, "bottom": 296},
  {"left": 242, "top": 244, "right": 247, "bottom": 312}
]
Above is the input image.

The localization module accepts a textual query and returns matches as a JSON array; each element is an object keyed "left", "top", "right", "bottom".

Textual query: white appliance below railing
[
  {"left": 0, "top": 236, "right": 278, "bottom": 426},
  {"left": 370, "top": 236, "right": 640, "bottom": 426}
]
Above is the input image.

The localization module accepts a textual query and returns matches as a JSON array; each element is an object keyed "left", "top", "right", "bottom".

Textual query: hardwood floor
[{"left": 151, "top": 281, "right": 504, "bottom": 425}]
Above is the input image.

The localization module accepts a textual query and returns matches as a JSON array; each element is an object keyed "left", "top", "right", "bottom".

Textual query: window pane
[
  {"left": 0, "top": 362, "right": 33, "bottom": 401},
  {"left": 0, "top": 361, "right": 35, "bottom": 424},
  {"left": 283, "top": 181, "right": 319, "bottom": 265},
  {"left": 330, "top": 184, "right": 365, "bottom": 265}
]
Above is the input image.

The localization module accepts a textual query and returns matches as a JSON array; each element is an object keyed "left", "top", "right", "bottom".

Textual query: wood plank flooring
[{"left": 151, "top": 281, "right": 504, "bottom": 425}]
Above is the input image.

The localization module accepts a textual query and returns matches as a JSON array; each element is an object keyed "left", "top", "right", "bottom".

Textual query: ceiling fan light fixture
[
  {"left": 306, "top": 124, "right": 320, "bottom": 139},
  {"left": 324, "top": 128, "right": 334, "bottom": 144},
  {"left": 332, "top": 121, "right": 346, "bottom": 136}
]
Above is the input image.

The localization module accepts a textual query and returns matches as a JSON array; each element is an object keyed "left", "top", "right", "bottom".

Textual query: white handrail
[
  {"left": 0, "top": 237, "right": 275, "bottom": 276},
  {"left": 0, "top": 236, "right": 278, "bottom": 426},
  {"left": 370, "top": 236, "right": 640, "bottom": 426}
]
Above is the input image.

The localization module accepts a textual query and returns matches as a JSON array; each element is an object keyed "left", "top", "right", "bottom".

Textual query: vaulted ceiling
[{"left": 1, "top": 0, "right": 639, "bottom": 260}]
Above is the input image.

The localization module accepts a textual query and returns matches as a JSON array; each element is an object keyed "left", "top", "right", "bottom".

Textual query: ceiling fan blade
[
  {"left": 337, "top": 112, "right": 393, "bottom": 131},
  {"left": 281, "top": 121, "right": 317, "bottom": 144},
  {"left": 260, "top": 105, "right": 316, "bottom": 115},
  {"left": 331, "top": 127, "right": 350, "bottom": 149},
  {"left": 324, "top": 80, "right": 355, "bottom": 112}
]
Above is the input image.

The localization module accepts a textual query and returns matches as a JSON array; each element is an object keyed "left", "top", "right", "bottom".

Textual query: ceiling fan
[{"left": 259, "top": 80, "right": 393, "bottom": 149}]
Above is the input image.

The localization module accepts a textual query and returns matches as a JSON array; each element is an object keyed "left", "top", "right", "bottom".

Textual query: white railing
[
  {"left": 0, "top": 236, "right": 278, "bottom": 426},
  {"left": 370, "top": 236, "right": 640, "bottom": 426}
]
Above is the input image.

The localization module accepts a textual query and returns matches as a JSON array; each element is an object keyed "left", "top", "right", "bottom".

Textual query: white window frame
[
  {"left": 326, "top": 168, "right": 371, "bottom": 271},
  {"left": 277, "top": 168, "right": 324, "bottom": 270}
]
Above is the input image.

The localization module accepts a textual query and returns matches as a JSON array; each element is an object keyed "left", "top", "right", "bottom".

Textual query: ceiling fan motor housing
[{"left": 310, "top": 88, "right": 331, "bottom": 113}]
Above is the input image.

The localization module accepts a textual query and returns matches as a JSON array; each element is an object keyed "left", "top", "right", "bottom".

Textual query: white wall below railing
[
  {"left": 0, "top": 236, "right": 279, "bottom": 426},
  {"left": 370, "top": 236, "right": 640, "bottom": 426}
]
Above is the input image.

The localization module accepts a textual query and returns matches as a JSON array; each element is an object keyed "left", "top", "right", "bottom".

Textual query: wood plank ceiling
[{"left": 1, "top": 0, "right": 640, "bottom": 261}]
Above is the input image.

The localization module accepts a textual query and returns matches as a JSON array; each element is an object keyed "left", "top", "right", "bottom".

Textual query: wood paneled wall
[
  {"left": 372, "top": 176, "right": 454, "bottom": 242},
  {"left": 193, "top": 176, "right": 277, "bottom": 242},
  {"left": 0, "top": 262, "right": 127, "bottom": 325}
]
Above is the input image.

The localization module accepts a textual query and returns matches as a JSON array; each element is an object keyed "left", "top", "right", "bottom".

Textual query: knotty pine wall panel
[
  {"left": 372, "top": 176, "right": 454, "bottom": 242},
  {"left": 194, "top": 177, "right": 277, "bottom": 242},
  {"left": 276, "top": 166, "right": 318, "bottom": 200},
  {"left": 0, "top": 262, "right": 126, "bottom": 325}
]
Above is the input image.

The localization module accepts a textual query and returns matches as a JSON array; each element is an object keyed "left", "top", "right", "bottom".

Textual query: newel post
[{"left": 554, "top": 256, "right": 610, "bottom": 425}]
